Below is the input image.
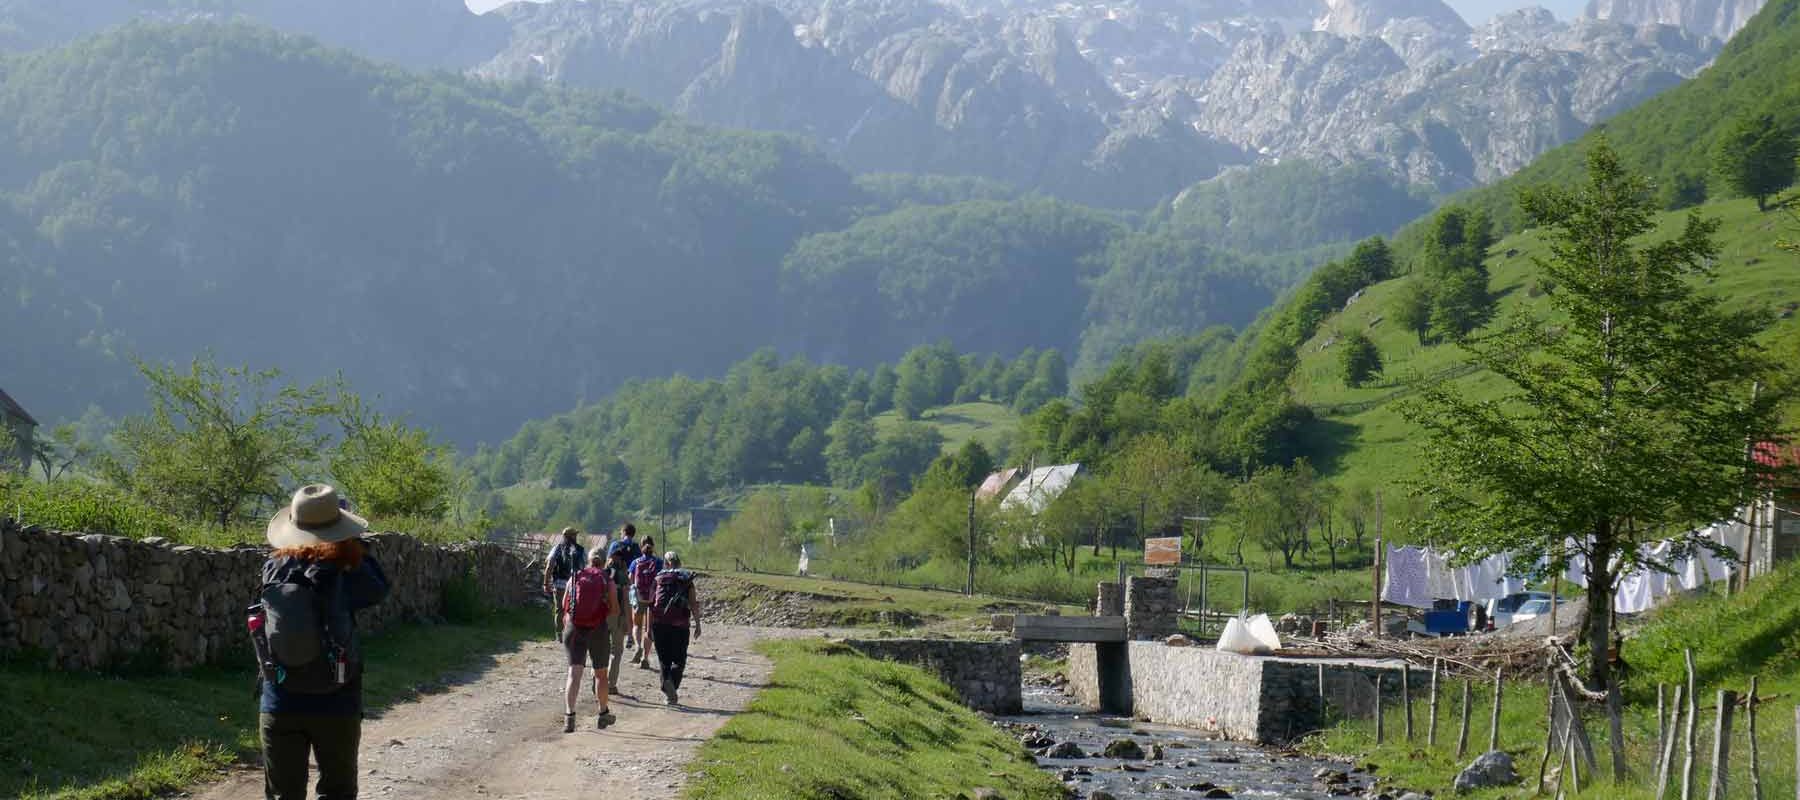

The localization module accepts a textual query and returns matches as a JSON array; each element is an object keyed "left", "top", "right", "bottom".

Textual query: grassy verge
[
  {"left": 1, "top": 606, "right": 548, "bottom": 800},
  {"left": 686, "top": 640, "right": 1064, "bottom": 800},
  {"left": 1303, "top": 563, "right": 1800, "bottom": 798}
]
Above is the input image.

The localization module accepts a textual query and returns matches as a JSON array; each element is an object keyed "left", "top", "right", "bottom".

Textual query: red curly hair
[{"left": 272, "top": 539, "right": 366, "bottom": 569}]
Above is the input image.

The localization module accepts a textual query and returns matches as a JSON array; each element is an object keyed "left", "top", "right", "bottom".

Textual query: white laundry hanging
[{"left": 1381, "top": 545, "right": 1434, "bottom": 609}]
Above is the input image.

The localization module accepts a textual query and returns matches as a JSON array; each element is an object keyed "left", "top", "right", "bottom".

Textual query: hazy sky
[{"left": 465, "top": 0, "right": 1592, "bottom": 25}]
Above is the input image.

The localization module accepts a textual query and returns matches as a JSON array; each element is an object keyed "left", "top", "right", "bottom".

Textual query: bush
[{"left": 0, "top": 478, "right": 202, "bottom": 542}]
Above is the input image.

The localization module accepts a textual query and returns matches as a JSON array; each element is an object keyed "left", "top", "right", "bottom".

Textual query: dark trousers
[
  {"left": 650, "top": 622, "right": 690, "bottom": 690},
  {"left": 260, "top": 712, "right": 362, "bottom": 800}
]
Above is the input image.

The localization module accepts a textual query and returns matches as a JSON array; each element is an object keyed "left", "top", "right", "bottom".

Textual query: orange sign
[{"left": 1145, "top": 536, "right": 1182, "bottom": 566}]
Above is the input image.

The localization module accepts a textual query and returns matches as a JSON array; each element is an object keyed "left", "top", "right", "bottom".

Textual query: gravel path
[{"left": 193, "top": 625, "right": 789, "bottom": 799}]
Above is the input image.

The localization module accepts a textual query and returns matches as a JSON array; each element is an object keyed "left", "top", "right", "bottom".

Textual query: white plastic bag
[{"left": 1215, "top": 613, "right": 1282, "bottom": 655}]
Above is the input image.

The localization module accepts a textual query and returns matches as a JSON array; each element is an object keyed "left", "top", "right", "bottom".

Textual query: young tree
[
  {"left": 1713, "top": 114, "right": 1798, "bottom": 212},
  {"left": 330, "top": 391, "right": 456, "bottom": 519},
  {"left": 867, "top": 363, "right": 898, "bottom": 414},
  {"left": 1403, "top": 140, "right": 1782, "bottom": 690},
  {"left": 1393, "top": 278, "right": 1434, "bottom": 343},
  {"left": 1339, "top": 331, "right": 1383, "bottom": 388},
  {"left": 105, "top": 357, "right": 335, "bottom": 529},
  {"left": 31, "top": 424, "right": 95, "bottom": 482}
]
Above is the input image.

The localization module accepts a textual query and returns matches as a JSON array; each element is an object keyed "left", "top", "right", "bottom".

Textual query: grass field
[
  {"left": 684, "top": 639, "right": 1064, "bottom": 800},
  {"left": 0, "top": 606, "right": 548, "bottom": 800},
  {"left": 873, "top": 401, "right": 1021, "bottom": 455},
  {"left": 1291, "top": 196, "right": 1800, "bottom": 496},
  {"left": 1305, "top": 561, "right": 1800, "bottom": 798}
]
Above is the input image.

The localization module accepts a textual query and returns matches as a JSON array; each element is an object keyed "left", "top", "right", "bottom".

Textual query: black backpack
[
  {"left": 550, "top": 542, "right": 585, "bottom": 581},
  {"left": 255, "top": 569, "right": 359, "bottom": 694}
]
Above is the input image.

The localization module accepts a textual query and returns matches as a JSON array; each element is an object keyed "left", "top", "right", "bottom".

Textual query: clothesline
[
  {"left": 1381, "top": 546, "right": 1525, "bottom": 609},
  {"left": 1562, "top": 517, "right": 1744, "bottom": 614}
]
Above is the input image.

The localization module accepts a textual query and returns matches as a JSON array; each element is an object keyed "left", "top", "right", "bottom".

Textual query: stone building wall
[
  {"left": 1065, "top": 641, "right": 1406, "bottom": 744},
  {"left": 841, "top": 638, "right": 1022, "bottom": 714},
  {"left": 1124, "top": 575, "right": 1177, "bottom": 640},
  {"left": 0, "top": 519, "right": 533, "bottom": 671}
]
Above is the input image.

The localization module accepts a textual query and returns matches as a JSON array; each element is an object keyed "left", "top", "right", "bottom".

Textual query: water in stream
[{"left": 1002, "top": 684, "right": 1380, "bottom": 799}]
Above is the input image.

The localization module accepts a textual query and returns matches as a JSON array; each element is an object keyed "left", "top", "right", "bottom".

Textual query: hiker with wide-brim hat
[{"left": 256, "top": 484, "right": 391, "bottom": 800}]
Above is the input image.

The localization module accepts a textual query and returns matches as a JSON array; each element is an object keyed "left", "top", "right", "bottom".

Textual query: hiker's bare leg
[
  {"left": 564, "top": 665, "right": 585, "bottom": 714},
  {"left": 594, "top": 668, "right": 610, "bottom": 713}
]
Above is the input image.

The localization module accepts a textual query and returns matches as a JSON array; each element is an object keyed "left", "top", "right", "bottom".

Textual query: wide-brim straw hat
[{"left": 267, "top": 484, "right": 369, "bottom": 549}]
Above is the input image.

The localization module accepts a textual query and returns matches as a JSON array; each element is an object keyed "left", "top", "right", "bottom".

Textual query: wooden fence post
[
  {"left": 1541, "top": 657, "right": 1560, "bottom": 792},
  {"left": 1457, "top": 679, "right": 1473, "bottom": 760},
  {"left": 1792, "top": 705, "right": 1798, "bottom": 800},
  {"left": 1749, "top": 676, "right": 1762, "bottom": 800},
  {"left": 1608, "top": 678, "right": 1628, "bottom": 783},
  {"left": 1490, "top": 666, "right": 1504, "bottom": 753},
  {"left": 1657, "top": 683, "right": 1684, "bottom": 800},
  {"left": 1684, "top": 650, "right": 1699, "bottom": 800},
  {"left": 1658, "top": 683, "right": 1668, "bottom": 766},
  {"left": 1403, "top": 662, "right": 1415, "bottom": 742},
  {"left": 1709, "top": 689, "right": 1737, "bottom": 800},
  {"left": 1375, "top": 673, "right": 1385, "bottom": 745},
  {"left": 1428, "top": 658, "right": 1441, "bottom": 748}
]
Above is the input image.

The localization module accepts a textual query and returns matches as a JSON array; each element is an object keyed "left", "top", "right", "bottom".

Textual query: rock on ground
[{"left": 1454, "top": 750, "right": 1520, "bottom": 793}]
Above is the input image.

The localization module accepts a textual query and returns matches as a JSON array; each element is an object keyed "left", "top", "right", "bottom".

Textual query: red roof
[{"left": 1753, "top": 440, "right": 1799, "bottom": 470}]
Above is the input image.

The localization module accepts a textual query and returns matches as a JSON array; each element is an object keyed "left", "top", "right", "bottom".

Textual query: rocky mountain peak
[
  {"left": 1582, "top": 0, "right": 1766, "bottom": 41},
  {"left": 1316, "top": 0, "right": 1471, "bottom": 37}
]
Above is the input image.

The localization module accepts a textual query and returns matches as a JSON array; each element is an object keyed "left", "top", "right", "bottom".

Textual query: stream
[{"left": 1001, "top": 683, "right": 1382, "bottom": 799}]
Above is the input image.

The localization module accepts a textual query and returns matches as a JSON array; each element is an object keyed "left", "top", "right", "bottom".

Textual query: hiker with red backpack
[
  {"left": 627, "top": 538, "right": 662, "bottom": 670},
  {"left": 649, "top": 551, "right": 701, "bottom": 704},
  {"left": 250, "top": 484, "right": 391, "bottom": 800},
  {"left": 562, "top": 550, "right": 619, "bottom": 732}
]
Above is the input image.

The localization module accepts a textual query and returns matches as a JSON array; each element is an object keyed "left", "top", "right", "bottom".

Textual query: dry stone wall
[
  {"left": 1124, "top": 575, "right": 1177, "bottom": 640},
  {"left": 0, "top": 519, "right": 533, "bottom": 671},
  {"left": 842, "top": 638, "right": 1022, "bottom": 714}
]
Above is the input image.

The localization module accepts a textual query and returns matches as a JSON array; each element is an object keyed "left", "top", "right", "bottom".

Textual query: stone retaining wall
[
  {"left": 1067, "top": 641, "right": 1405, "bottom": 744},
  {"left": 842, "top": 638, "right": 1022, "bottom": 714},
  {"left": 1124, "top": 575, "right": 1177, "bottom": 640},
  {"left": 0, "top": 519, "right": 533, "bottom": 671}
]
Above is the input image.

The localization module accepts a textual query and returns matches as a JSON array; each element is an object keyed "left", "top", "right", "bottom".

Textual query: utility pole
[
  {"left": 660, "top": 478, "right": 668, "bottom": 540},
  {"left": 966, "top": 489, "right": 977, "bottom": 596}
]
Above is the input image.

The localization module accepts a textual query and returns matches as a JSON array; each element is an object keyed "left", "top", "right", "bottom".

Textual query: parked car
[
  {"left": 1486, "top": 591, "right": 1559, "bottom": 630},
  {"left": 1507, "top": 597, "right": 1570, "bottom": 626}
]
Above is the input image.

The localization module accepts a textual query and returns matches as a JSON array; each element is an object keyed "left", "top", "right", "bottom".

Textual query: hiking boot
[
  {"left": 608, "top": 683, "right": 620, "bottom": 695},
  {"left": 662, "top": 678, "right": 677, "bottom": 705},
  {"left": 596, "top": 710, "right": 616, "bottom": 729},
  {"left": 563, "top": 713, "right": 576, "bottom": 734}
]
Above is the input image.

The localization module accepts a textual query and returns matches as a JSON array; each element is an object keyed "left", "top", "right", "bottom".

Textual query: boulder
[
  {"left": 1044, "top": 741, "right": 1085, "bottom": 759},
  {"left": 1164, "top": 634, "right": 1195, "bottom": 647},
  {"left": 1453, "top": 750, "right": 1519, "bottom": 793},
  {"left": 1102, "top": 738, "right": 1144, "bottom": 759}
]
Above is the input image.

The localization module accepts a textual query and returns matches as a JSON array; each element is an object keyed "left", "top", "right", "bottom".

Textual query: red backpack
[{"left": 566, "top": 568, "right": 613, "bottom": 629}]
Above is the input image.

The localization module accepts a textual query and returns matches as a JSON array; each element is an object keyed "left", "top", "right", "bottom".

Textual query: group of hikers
[
  {"left": 244, "top": 483, "right": 703, "bottom": 800},
  {"left": 541, "top": 522, "right": 703, "bottom": 732}
]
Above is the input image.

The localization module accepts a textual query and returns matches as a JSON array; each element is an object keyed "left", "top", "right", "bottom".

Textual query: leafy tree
[
  {"left": 30, "top": 424, "right": 94, "bottom": 482},
  {"left": 863, "top": 423, "right": 946, "bottom": 495},
  {"left": 785, "top": 426, "right": 826, "bottom": 483},
  {"left": 1420, "top": 206, "right": 1495, "bottom": 341},
  {"left": 330, "top": 391, "right": 455, "bottom": 519},
  {"left": 1393, "top": 278, "right": 1433, "bottom": 342},
  {"left": 1338, "top": 331, "right": 1383, "bottom": 388},
  {"left": 1713, "top": 113, "right": 1798, "bottom": 211},
  {"left": 923, "top": 440, "right": 995, "bottom": 491},
  {"left": 1404, "top": 141, "right": 1782, "bottom": 690},
  {"left": 1428, "top": 266, "right": 1492, "bottom": 343},
  {"left": 103, "top": 357, "right": 334, "bottom": 529},
  {"left": 894, "top": 343, "right": 960, "bottom": 420},
  {"left": 1662, "top": 171, "right": 1708, "bottom": 210},
  {"left": 868, "top": 364, "right": 898, "bottom": 414},
  {"left": 824, "top": 402, "right": 878, "bottom": 487}
]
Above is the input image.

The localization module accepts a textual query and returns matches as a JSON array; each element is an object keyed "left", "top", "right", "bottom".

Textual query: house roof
[
  {"left": 1000, "top": 463, "right": 1083, "bottom": 514},
  {"left": 0, "top": 388, "right": 36, "bottom": 427},
  {"left": 975, "top": 467, "right": 1024, "bottom": 502}
]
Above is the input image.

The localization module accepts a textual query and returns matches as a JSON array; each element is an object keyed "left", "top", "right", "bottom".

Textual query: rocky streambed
[{"left": 1001, "top": 683, "right": 1433, "bottom": 800}]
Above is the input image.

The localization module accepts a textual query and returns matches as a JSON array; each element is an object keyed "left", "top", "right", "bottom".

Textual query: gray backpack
[{"left": 260, "top": 574, "right": 357, "bottom": 693}]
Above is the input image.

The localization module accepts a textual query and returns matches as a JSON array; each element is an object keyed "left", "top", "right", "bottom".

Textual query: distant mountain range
[{"left": 0, "top": 0, "right": 1765, "bottom": 206}]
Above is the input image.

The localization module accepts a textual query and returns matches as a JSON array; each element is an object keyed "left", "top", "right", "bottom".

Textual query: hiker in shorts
[
  {"left": 606, "top": 523, "right": 639, "bottom": 646},
  {"left": 603, "top": 545, "right": 631, "bottom": 693},
  {"left": 255, "top": 484, "right": 390, "bottom": 800},
  {"left": 627, "top": 538, "right": 662, "bottom": 669},
  {"left": 543, "top": 527, "right": 586, "bottom": 641},
  {"left": 649, "top": 551, "right": 701, "bottom": 705},
  {"left": 562, "top": 550, "right": 618, "bottom": 732}
]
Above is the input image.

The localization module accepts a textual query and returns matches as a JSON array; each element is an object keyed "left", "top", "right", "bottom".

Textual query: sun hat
[
  {"left": 266, "top": 484, "right": 369, "bottom": 549},
  {"left": 560, "top": 526, "right": 579, "bottom": 539}
]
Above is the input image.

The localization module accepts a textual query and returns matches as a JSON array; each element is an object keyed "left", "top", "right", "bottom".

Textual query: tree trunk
[{"left": 1584, "top": 518, "right": 1615, "bottom": 691}]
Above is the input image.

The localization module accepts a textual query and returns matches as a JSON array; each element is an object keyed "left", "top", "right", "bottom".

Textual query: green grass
[
  {"left": 1305, "top": 562, "right": 1800, "bottom": 798},
  {"left": 685, "top": 640, "right": 1065, "bottom": 800},
  {"left": 873, "top": 401, "right": 1021, "bottom": 455},
  {"left": 0, "top": 607, "right": 548, "bottom": 800},
  {"left": 1292, "top": 196, "right": 1800, "bottom": 498}
]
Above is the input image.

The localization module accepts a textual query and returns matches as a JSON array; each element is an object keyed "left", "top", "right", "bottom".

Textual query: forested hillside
[{"left": 0, "top": 22, "right": 1321, "bottom": 443}]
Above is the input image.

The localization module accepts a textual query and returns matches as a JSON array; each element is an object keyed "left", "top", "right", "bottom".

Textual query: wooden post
[
  {"left": 1457, "top": 679, "right": 1473, "bottom": 760},
  {"left": 1792, "top": 705, "right": 1798, "bottom": 800},
  {"left": 1709, "top": 690, "right": 1738, "bottom": 800},
  {"left": 1555, "top": 723, "right": 1574, "bottom": 800},
  {"left": 1684, "top": 650, "right": 1699, "bottom": 800},
  {"left": 1658, "top": 683, "right": 1668, "bottom": 766},
  {"left": 1490, "top": 666, "right": 1504, "bottom": 753},
  {"left": 1428, "top": 658, "right": 1441, "bottom": 748},
  {"left": 1403, "top": 662, "right": 1415, "bottom": 742},
  {"left": 1541, "top": 660, "right": 1561, "bottom": 793},
  {"left": 1657, "top": 684, "right": 1684, "bottom": 800},
  {"left": 1371, "top": 537, "right": 1383, "bottom": 635},
  {"left": 1608, "top": 679, "right": 1628, "bottom": 783},
  {"left": 1748, "top": 676, "right": 1761, "bottom": 800},
  {"left": 1318, "top": 663, "right": 1327, "bottom": 705},
  {"left": 1555, "top": 669, "right": 1599, "bottom": 775},
  {"left": 1375, "top": 673, "right": 1385, "bottom": 745}
]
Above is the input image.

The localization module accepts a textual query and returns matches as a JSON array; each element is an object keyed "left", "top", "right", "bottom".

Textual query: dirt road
[{"left": 194, "top": 625, "right": 785, "bottom": 799}]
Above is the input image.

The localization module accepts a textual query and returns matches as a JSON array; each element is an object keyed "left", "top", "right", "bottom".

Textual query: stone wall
[
  {"left": 1095, "top": 582, "right": 1122, "bottom": 617},
  {"left": 842, "top": 638, "right": 1022, "bottom": 714},
  {"left": 1066, "top": 641, "right": 1405, "bottom": 744},
  {"left": 0, "top": 519, "right": 533, "bottom": 671},
  {"left": 1124, "top": 575, "right": 1177, "bottom": 640}
]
